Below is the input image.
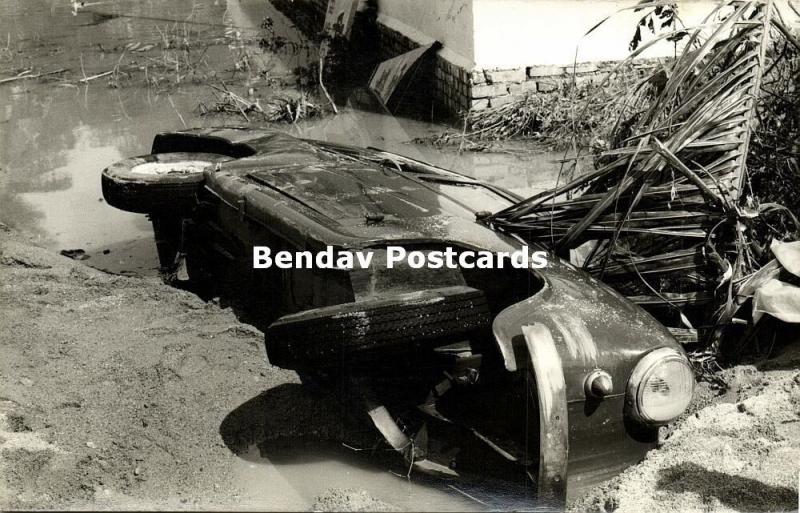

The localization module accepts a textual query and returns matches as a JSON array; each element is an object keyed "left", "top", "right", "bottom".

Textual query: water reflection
[
  {"left": 0, "top": 0, "right": 283, "bottom": 272},
  {"left": 0, "top": 84, "right": 198, "bottom": 270},
  {"left": 219, "top": 383, "right": 480, "bottom": 511}
]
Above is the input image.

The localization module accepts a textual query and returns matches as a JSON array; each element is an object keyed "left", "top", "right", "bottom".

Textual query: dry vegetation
[
  {"left": 198, "top": 84, "right": 321, "bottom": 123},
  {"left": 416, "top": 63, "right": 659, "bottom": 151},
  {"left": 476, "top": 1, "right": 799, "bottom": 362}
]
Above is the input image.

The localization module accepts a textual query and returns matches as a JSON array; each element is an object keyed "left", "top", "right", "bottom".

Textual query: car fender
[{"left": 492, "top": 261, "right": 681, "bottom": 500}]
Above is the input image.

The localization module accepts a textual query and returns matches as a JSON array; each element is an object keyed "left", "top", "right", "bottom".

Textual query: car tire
[
  {"left": 101, "top": 152, "right": 231, "bottom": 214},
  {"left": 266, "top": 286, "right": 491, "bottom": 369}
]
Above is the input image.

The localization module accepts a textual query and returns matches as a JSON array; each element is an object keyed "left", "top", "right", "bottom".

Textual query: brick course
[{"left": 272, "top": 0, "right": 656, "bottom": 118}]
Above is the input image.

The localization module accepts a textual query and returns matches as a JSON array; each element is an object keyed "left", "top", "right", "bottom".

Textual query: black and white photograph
[{"left": 0, "top": 0, "right": 799, "bottom": 511}]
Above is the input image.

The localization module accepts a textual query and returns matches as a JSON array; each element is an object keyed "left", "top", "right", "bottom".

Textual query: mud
[
  {"left": 0, "top": 226, "right": 493, "bottom": 510},
  {"left": 3, "top": 224, "right": 799, "bottom": 511},
  {"left": 0, "top": 1, "right": 560, "bottom": 509},
  {"left": 0, "top": 224, "right": 290, "bottom": 508},
  {"left": 312, "top": 488, "right": 399, "bottom": 512},
  {"left": 571, "top": 350, "right": 800, "bottom": 513}
]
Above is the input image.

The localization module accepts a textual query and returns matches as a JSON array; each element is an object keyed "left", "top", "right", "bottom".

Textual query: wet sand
[
  {"left": 3, "top": 225, "right": 799, "bottom": 511},
  {"left": 0, "top": 225, "right": 519, "bottom": 511},
  {"left": 571, "top": 358, "right": 800, "bottom": 513}
]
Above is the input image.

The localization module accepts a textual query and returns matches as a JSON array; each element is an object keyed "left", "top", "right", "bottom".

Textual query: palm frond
[{"left": 487, "top": 0, "right": 800, "bottom": 351}]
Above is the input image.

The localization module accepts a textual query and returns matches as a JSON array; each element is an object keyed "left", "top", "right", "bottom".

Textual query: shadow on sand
[
  {"left": 218, "top": 383, "right": 385, "bottom": 458},
  {"left": 657, "top": 462, "right": 796, "bottom": 512}
]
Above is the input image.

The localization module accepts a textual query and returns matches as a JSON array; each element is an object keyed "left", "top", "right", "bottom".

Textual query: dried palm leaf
[{"left": 487, "top": 0, "right": 799, "bottom": 352}]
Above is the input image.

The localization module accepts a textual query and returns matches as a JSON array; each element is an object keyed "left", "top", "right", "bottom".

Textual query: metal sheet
[
  {"left": 368, "top": 43, "right": 437, "bottom": 105},
  {"left": 522, "top": 323, "right": 568, "bottom": 504}
]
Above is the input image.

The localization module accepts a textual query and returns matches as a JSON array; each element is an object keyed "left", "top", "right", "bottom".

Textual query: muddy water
[
  {"left": 0, "top": 0, "right": 301, "bottom": 274},
  {"left": 1, "top": 1, "right": 563, "bottom": 509},
  {"left": 232, "top": 441, "right": 553, "bottom": 511},
  {"left": 0, "top": 0, "right": 566, "bottom": 276},
  {"left": 234, "top": 443, "right": 483, "bottom": 511}
]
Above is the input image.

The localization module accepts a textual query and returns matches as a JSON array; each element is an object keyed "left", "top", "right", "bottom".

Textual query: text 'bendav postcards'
[{"left": 253, "top": 245, "right": 549, "bottom": 270}]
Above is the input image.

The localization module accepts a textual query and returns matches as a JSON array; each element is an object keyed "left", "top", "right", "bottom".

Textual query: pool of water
[{"left": 231, "top": 439, "right": 560, "bottom": 511}]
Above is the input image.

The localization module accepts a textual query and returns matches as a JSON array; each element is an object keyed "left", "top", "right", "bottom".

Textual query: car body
[{"left": 102, "top": 127, "right": 694, "bottom": 505}]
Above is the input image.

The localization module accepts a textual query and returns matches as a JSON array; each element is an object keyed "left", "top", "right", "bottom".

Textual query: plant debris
[
  {"left": 198, "top": 84, "right": 321, "bottom": 123},
  {"left": 483, "top": 0, "right": 800, "bottom": 360},
  {"left": 415, "top": 64, "right": 658, "bottom": 151}
]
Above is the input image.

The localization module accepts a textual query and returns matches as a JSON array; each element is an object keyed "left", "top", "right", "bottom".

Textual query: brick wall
[
  {"left": 273, "top": 0, "right": 471, "bottom": 117},
  {"left": 370, "top": 20, "right": 641, "bottom": 117},
  {"left": 467, "top": 61, "right": 662, "bottom": 113},
  {"left": 469, "top": 63, "right": 615, "bottom": 110},
  {"left": 375, "top": 21, "right": 470, "bottom": 118},
  {"left": 269, "top": 0, "right": 654, "bottom": 119},
  {"left": 434, "top": 59, "right": 471, "bottom": 117}
]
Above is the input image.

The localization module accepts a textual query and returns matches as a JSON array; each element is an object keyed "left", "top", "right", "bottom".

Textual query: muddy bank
[
  {"left": 3, "top": 223, "right": 799, "bottom": 512},
  {"left": 0, "top": 224, "right": 496, "bottom": 511},
  {"left": 572, "top": 354, "right": 800, "bottom": 513},
  {"left": 0, "top": 224, "right": 359, "bottom": 509}
]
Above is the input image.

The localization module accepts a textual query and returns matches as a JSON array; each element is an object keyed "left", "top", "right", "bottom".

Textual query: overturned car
[{"left": 102, "top": 127, "right": 694, "bottom": 504}]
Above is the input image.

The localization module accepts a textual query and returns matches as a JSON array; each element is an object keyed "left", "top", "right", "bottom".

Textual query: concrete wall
[
  {"left": 375, "top": 0, "right": 475, "bottom": 69},
  {"left": 466, "top": 0, "right": 798, "bottom": 112},
  {"left": 373, "top": 0, "right": 733, "bottom": 114},
  {"left": 377, "top": 0, "right": 798, "bottom": 70}
]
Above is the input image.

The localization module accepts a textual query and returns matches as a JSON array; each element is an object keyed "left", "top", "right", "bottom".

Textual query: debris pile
[
  {"left": 484, "top": 1, "right": 800, "bottom": 359},
  {"left": 417, "top": 65, "right": 652, "bottom": 150},
  {"left": 198, "top": 84, "right": 321, "bottom": 123}
]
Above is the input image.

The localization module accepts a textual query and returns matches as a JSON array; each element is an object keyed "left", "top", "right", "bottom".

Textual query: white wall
[
  {"left": 472, "top": 0, "right": 720, "bottom": 68},
  {"left": 374, "top": 0, "right": 800, "bottom": 70},
  {"left": 375, "top": 0, "right": 475, "bottom": 68}
]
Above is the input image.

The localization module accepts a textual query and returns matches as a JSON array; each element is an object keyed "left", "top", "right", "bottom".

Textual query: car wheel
[
  {"left": 266, "top": 286, "right": 491, "bottom": 370},
  {"left": 101, "top": 152, "right": 231, "bottom": 214}
]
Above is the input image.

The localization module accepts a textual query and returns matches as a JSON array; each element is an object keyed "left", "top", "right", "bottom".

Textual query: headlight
[{"left": 627, "top": 347, "right": 694, "bottom": 424}]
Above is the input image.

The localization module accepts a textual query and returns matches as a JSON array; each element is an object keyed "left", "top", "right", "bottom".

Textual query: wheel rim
[{"left": 129, "top": 160, "right": 213, "bottom": 176}]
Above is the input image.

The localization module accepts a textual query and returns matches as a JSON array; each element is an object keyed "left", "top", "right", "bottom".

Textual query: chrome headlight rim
[{"left": 626, "top": 346, "right": 694, "bottom": 425}]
